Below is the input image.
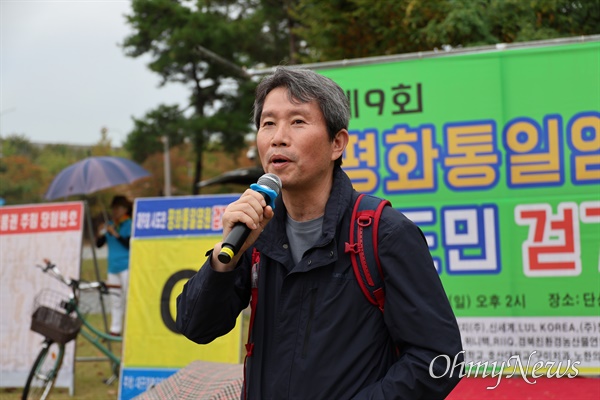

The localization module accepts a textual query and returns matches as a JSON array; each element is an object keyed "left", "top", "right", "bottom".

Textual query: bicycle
[{"left": 22, "top": 259, "right": 123, "bottom": 400}]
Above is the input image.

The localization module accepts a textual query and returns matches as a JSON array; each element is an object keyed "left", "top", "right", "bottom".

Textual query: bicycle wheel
[{"left": 22, "top": 340, "right": 65, "bottom": 400}]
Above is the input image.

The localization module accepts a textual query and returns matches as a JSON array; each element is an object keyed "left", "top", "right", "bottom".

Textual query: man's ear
[{"left": 331, "top": 129, "right": 349, "bottom": 161}]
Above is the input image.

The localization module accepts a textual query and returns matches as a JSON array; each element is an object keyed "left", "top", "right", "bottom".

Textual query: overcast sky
[{"left": 1, "top": 0, "right": 190, "bottom": 146}]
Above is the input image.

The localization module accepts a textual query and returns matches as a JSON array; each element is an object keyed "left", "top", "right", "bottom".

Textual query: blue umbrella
[{"left": 44, "top": 156, "right": 151, "bottom": 200}]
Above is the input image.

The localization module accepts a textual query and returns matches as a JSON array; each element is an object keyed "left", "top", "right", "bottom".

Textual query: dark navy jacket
[{"left": 177, "top": 167, "right": 463, "bottom": 399}]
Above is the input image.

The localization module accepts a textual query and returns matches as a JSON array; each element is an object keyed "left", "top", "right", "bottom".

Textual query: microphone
[{"left": 217, "top": 173, "right": 282, "bottom": 264}]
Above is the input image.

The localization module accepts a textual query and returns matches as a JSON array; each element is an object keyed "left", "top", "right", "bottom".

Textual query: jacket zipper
[{"left": 302, "top": 288, "right": 318, "bottom": 358}]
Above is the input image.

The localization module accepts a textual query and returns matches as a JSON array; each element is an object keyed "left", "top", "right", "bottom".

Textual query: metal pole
[
  {"left": 83, "top": 200, "right": 112, "bottom": 353},
  {"left": 161, "top": 136, "right": 172, "bottom": 196}
]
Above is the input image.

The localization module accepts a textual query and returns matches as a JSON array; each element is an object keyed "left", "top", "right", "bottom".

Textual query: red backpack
[
  {"left": 344, "top": 193, "right": 391, "bottom": 312},
  {"left": 242, "top": 194, "right": 390, "bottom": 398}
]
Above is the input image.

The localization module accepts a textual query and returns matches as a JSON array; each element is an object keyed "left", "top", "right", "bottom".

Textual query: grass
[{"left": 1, "top": 259, "right": 120, "bottom": 400}]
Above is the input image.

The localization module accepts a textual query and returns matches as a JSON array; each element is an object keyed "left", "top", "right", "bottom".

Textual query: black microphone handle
[{"left": 218, "top": 191, "right": 270, "bottom": 264}]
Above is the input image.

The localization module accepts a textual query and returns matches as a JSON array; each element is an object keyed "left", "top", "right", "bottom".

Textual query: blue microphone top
[{"left": 251, "top": 183, "right": 278, "bottom": 209}]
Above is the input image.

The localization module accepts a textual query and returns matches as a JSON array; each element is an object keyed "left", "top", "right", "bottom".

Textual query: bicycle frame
[
  {"left": 23, "top": 260, "right": 126, "bottom": 399},
  {"left": 35, "top": 260, "right": 123, "bottom": 374},
  {"left": 73, "top": 300, "right": 122, "bottom": 366}
]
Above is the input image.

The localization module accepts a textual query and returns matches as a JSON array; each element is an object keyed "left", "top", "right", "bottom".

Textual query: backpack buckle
[
  {"left": 345, "top": 242, "right": 359, "bottom": 254},
  {"left": 357, "top": 215, "right": 372, "bottom": 227}
]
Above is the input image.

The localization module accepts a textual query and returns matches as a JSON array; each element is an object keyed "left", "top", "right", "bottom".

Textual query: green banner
[{"left": 320, "top": 40, "right": 600, "bottom": 373}]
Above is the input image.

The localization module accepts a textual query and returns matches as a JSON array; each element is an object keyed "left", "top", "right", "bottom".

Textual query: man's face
[{"left": 256, "top": 87, "right": 344, "bottom": 192}]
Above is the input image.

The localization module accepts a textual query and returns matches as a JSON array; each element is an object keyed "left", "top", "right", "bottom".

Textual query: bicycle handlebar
[
  {"left": 36, "top": 259, "right": 72, "bottom": 286},
  {"left": 35, "top": 259, "right": 115, "bottom": 294}
]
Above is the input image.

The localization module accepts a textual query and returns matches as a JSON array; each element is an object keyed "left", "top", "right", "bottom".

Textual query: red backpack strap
[
  {"left": 245, "top": 248, "right": 260, "bottom": 356},
  {"left": 243, "top": 248, "right": 261, "bottom": 400},
  {"left": 345, "top": 194, "right": 391, "bottom": 312}
]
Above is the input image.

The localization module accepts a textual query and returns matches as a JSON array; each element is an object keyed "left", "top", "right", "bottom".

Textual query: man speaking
[{"left": 176, "top": 67, "right": 463, "bottom": 399}]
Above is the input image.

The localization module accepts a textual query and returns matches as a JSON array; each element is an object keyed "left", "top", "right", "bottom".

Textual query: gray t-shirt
[{"left": 286, "top": 214, "right": 324, "bottom": 265}]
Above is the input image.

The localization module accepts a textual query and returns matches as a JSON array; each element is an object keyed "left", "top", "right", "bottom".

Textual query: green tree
[
  {"left": 292, "top": 0, "right": 600, "bottom": 62},
  {"left": 0, "top": 133, "right": 140, "bottom": 205},
  {"left": 0, "top": 155, "right": 46, "bottom": 205},
  {"left": 0, "top": 135, "right": 44, "bottom": 204},
  {"left": 486, "top": 0, "right": 600, "bottom": 43},
  {"left": 124, "top": 104, "right": 188, "bottom": 163},
  {"left": 122, "top": 0, "right": 291, "bottom": 194},
  {"left": 35, "top": 143, "right": 88, "bottom": 181},
  {"left": 89, "top": 126, "right": 114, "bottom": 157},
  {"left": 1, "top": 133, "right": 40, "bottom": 159},
  {"left": 137, "top": 143, "right": 194, "bottom": 196}
]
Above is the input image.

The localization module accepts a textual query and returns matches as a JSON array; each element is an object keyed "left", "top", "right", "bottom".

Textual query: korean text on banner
[
  {"left": 0, "top": 202, "right": 84, "bottom": 391},
  {"left": 320, "top": 39, "right": 600, "bottom": 375},
  {"left": 120, "top": 195, "right": 242, "bottom": 400}
]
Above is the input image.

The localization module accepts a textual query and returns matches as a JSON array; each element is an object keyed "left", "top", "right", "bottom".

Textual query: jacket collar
[
  {"left": 317, "top": 166, "right": 354, "bottom": 246},
  {"left": 255, "top": 166, "right": 355, "bottom": 260}
]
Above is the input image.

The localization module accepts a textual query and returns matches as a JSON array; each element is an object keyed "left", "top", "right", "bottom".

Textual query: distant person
[
  {"left": 96, "top": 195, "right": 133, "bottom": 336},
  {"left": 176, "top": 67, "right": 463, "bottom": 399}
]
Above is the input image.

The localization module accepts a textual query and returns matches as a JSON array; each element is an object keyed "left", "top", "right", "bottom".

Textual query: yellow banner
[{"left": 124, "top": 236, "right": 242, "bottom": 367}]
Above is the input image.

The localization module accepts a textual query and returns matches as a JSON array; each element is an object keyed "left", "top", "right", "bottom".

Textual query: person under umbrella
[{"left": 96, "top": 195, "right": 133, "bottom": 336}]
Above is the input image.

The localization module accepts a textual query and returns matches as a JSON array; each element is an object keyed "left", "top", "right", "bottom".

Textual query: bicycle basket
[{"left": 30, "top": 290, "right": 82, "bottom": 344}]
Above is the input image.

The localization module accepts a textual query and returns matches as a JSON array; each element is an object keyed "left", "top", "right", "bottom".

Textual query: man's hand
[{"left": 211, "top": 189, "right": 275, "bottom": 272}]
